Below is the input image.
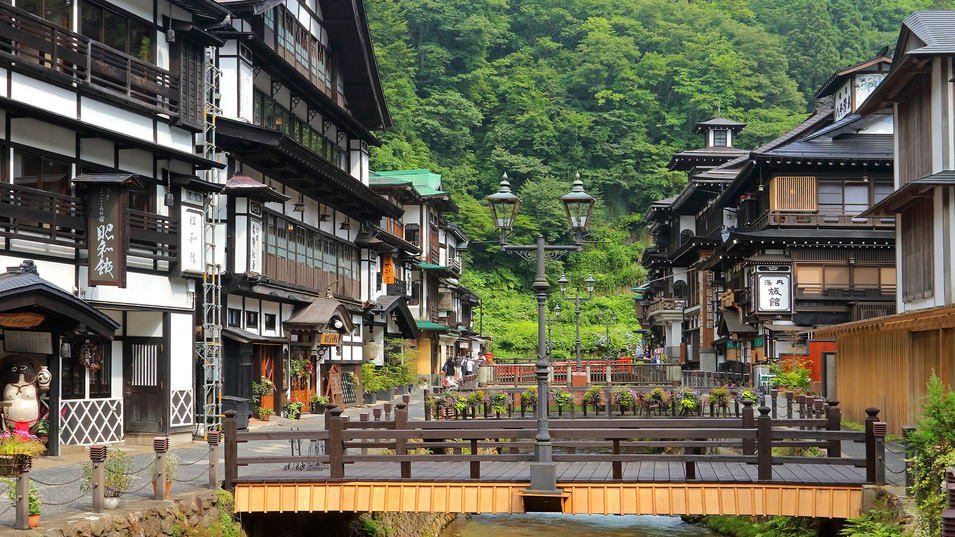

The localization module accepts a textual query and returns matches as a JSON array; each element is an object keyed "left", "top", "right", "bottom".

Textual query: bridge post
[
  {"left": 757, "top": 406, "right": 772, "bottom": 481},
  {"left": 873, "top": 421, "right": 887, "bottom": 486},
  {"left": 395, "top": 401, "right": 410, "bottom": 479},
  {"left": 826, "top": 400, "right": 841, "bottom": 458},
  {"left": 223, "top": 410, "right": 238, "bottom": 493},
  {"left": 328, "top": 405, "right": 345, "bottom": 479},
  {"left": 14, "top": 458, "right": 29, "bottom": 529},
  {"left": 742, "top": 400, "right": 755, "bottom": 456},
  {"left": 785, "top": 391, "right": 794, "bottom": 419},
  {"left": 612, "top": 439, "right": 622, "bottom": 480},
  {"left": 360, "top": 413, "right": 370, "bottom": 456},
  {"left": 90, "top": 446, "right": 105, "bottom": 513},
  {"left": 153, "top": 437, "right": 168, "bottom": 500},
  {"left": 864, "top": 407, "right": 880, "bottom": 484},
  {"left": 423, "top": 389, "right": 432, "bottom": 421},
  {"left": 769, "top": 389, "right": 778, "bottom": 419}
]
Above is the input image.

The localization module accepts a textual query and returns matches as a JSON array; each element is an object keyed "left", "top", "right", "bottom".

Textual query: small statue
[{"left": 0, "top": 355, "right": 51, "bottom": 434}]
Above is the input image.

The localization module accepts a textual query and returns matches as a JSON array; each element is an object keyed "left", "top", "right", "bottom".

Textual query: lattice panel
[
  {"left": 61, "top": 398, "right": 123, "bottom": 445},
  {"left": 171, "top": 390, "right": 193, "bottom": 428}
]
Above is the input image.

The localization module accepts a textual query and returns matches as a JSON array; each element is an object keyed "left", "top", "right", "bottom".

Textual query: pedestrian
[
  {"left": 465, "top": 355, "right": 475, "bottom": 376},
  {"left": 442, "top": 356, "right": 456, "bottom": 378}
]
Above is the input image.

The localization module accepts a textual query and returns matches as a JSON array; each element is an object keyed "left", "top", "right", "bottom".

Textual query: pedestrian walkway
[{"left": 0, "top": 389, "right": 428, "bottom": 532}]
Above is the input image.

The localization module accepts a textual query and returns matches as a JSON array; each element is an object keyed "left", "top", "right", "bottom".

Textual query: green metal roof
[
  {"left": 415, "top": 320, "right": 451, "bottom": 331},
  {"left": 372, "top": 169, "right": 447, "bottom": 198},
  {"left": 418, "top": 262, "right": 450, "bottom": 270},
  {"left": 369, "top": 176, "right": 413, "bottom": 186}
]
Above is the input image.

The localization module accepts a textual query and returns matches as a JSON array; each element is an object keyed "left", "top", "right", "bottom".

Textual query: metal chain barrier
[
  {"left": 30, "top": 473, "right": 86, "bottom": 487},
  {"left": 130, "top": 459, "right": 155, "bottom": 476},
  {"left": 884, "top": 444, "right": 908, "bottom": 455},
  {"left": 172, "top": 464, "right": 211, "bottom": 483},
  {"left": 177, "top": 448, "right": 212, "bottom": 467},
  {"left": 127, "top": 477, "right": 154, "bottom": 494},
  {"left": 0, "top": 503, "right": 10, "bottom": 518},
  {"left": 39, "top": 489, "right": 88, "bottom": 507}
]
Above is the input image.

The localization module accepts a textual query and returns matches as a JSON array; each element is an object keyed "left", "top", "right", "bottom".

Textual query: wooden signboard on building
[
  {"left": 320, "top": 332, "right": 340, "bottom": 346},
  {"left": 382, "top": 253, "right": 395, "bottom": 285},
  {"left": 88, "top": 184, "right": 127, "bottom": 287}
]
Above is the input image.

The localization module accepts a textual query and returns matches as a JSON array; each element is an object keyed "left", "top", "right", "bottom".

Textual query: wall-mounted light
[
  {"left": 340, "top": 218, "right": 351, "bottom": 231},
  {"left": 164, "top": 192, "right": 175, "bottom": 207},
  {"left": 333, "top": 319, "right": 344, "bottom": 329},
  {"left": 60, "top": 341, "right": 71, "bottom": 358},
  {"left": 319, "top": 207, "right": 330, "bottom": 221},
  {"left": 293, "top": 193, "right": 305, "bottom": 213},
  {"left": 287, "top": 221, "right": 295, "bottom": 232}
]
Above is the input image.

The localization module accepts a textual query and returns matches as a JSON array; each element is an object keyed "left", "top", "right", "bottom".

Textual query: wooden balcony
[
  {"left": 795, "top": 284, "right": 896, "bottom": 301},
  {"left": 386, "top": 279, "right": 407, "bottom": 296},
  {"left": 262, "top": 254, "right": 359, "bottom": 299},
  {"left": 646, "top": 298, "right": 686, "bottom": 315},
  {"left": 0, "top": 3, "right": 180, "bottom": 117},
  {"left": 751, "top": 212, "right": 895, "bottom": 230},
  {"left": 449, "top": 257, "right": 461, "bottom": 274},
  {"left": 0, "top": 183, "right": 179, "bottom": 267}
]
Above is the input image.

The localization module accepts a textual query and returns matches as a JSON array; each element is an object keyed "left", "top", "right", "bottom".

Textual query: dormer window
[{"left": 713, "top": 129, "right": 728, "bottom": 147}]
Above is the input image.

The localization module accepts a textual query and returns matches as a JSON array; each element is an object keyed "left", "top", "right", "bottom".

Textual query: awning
[
  {"left": 763, "top": 323, "right": 810, "bottom": 334},
  {"left": 719, "top": 308, "right": 757, "bottom": 337},
  {"left": 223, "top": 175, "right": 289, "bottom": 203},
  {"left": 370, "top": 295, "right": 420, "bottom": 340},
  {"left": 416, "top": 320, "right": 451, "bottom": 332},
  {"left": 861, "top": 171, "right": 955, "bottom": 216},
  {"left": 418, "top": 262, "right": 450, "bottom": 271},
  {"left": 284, "top": 298, "right": 356, "bottom": 333},
  {"left": 0, "top": 260, "right": 118, "bottom": 339},
  {"left": 222, "top": 327, "right": 289, "bottom": 344}
]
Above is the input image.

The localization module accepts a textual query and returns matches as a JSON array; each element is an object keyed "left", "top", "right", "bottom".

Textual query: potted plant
[
  {"left": 254, "top": 406, "right": 274, "bottom": 421},
  {"left": 4, "top": 479, "right": 40, "bottom": 527},
  {"left": 550, "top": 388, "right": 574, "bottom": 416},
  {"left": 361, "top": 363, "right": 381, "bottom": 404},
  {"left": 81, "top": 445, "right": 134, "bottom": 508},
  {"left": 310, "top": 395, "right": 329, "bottom": 414},
  {"left": 284, "top": 399, "right": 306, "bottom": 420},
  {"left": 149, "top": 451, "right": 178, "bottom": 498},
  {"left": 35, "top": 419, "right": 49, "bottom": 446},
  {"left": 0, "top": 431, "right": 45, "bottom": 477}
]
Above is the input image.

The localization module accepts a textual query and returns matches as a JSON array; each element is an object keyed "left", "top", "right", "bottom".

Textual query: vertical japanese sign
[
  {"left": 249, "top": 219, "right": 263, "bottom": 274},
  {"left": 382, "top": 253, "right": 395, "bottom": 285},
  {"left": 757, "top": 274, "right": 791, "bottom": 312},
  {"left": 181, "top": 207, "right": 204, "bottom": 273},
  {"left": 88, "top": 184, "right": 126, "bottom": 287}
]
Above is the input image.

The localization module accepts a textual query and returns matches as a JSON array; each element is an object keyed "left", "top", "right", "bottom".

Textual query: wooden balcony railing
[
  {"left": 795, "top": 284, "right": 896, "bottom": 301},
  {"left": 449, "top": 257, "right": 461, "bottom": 274},
  {"left": 0, "top": 183, "right": 85, "bottom": 247},
  {"left": 262, "top": 253, "right": 359, "bottom": 299},
  {"left": 751, "top": 212, "right": 895, "bottom": 231},
  {"left": 386, "top": 279, "right": 407, "bottom": 296},
  {"left": 647, "top": 298, "right": 686, "bottom": 315},
  {"left": 0, "top": 2, "right": 179, "bottom": 116}
]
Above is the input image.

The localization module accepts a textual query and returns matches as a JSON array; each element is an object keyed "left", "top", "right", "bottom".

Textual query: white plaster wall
[
  {"left": 234, "top": 214, "right": 249, "bottom": 274},
  {"left": 261, "top": 301, "right": 280, "bottom": 338},
  {"left": 117, "top": 148, "right": 153, "bottom": 176},
  {"left": 679, "top": 215, "right": 695, "bottom": 235},
  {"left": 169, "top": 312, "right": 193, "bottom": 390},
  {"left": 10, "top": 118, "right": 75, "bottom": 158},
  {"left": 110, "top": 339, "right": 123, "bottom": 399},
  {"left": 932, "top": 58, "right": 944, "bottom": 175},
  {"left": 11, "top": 74, "right": 76, "bottom": 119},
  {"left": 80, "top": 273, "right": 191, "bottom": 310},
  {"left": 0, "top": 255, "right": 75, "bottom": 293},
  {"left": 80, "top": 138, "right": 115, "bottom": 168},
  {"left": 239, "top": 58, "right": 254, "bottom": 122},
  {"left": 81, "top": 100, "right": 154, "bottom": 142},
  {"left": 126, "top": 311, "right": 163, "bottom": 338},
  {"left": 219, "top": 55, "right": 240, "bottom": 119},
  {"left": 0, "top": 69, "right": 8, "bottom": 99}
]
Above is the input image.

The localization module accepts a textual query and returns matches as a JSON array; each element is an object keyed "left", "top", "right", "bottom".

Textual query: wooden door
[
  {"left": 124, "top": 339, "right": 165, "bottom": 434},
  {"left": 257, "top": 346, "right": 283, "bottom": 415}
]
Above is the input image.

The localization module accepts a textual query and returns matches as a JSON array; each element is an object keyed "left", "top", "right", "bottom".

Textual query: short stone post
[
  {"left": 207, "top": 431, "right": 220, "bottom": 489},
  {"left": 153, "top": 437, "right": 169, "bottom": 500},
  {"left": 384, "top": 402, "right": 393, "bottom": 421},
  {"left": 90, "top": 445, "right": 107, "bottom": 514},
  {"left": 424, "top": 389, "right": 432, "bottom": 421},
  {"left": 873, "top": 421, "right": 887, "bottom": 486},
  {"left": 769, "top": 389, "right": 778, "bottom": 419},
  {"left": 14, "top": 457, "right": 30, "bottom": 529}
]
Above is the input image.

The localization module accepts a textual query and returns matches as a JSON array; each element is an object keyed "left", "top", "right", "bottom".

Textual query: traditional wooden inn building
[
  {"left": 818, "top": 12, "right": 955, "bottom": 434},
  {"left": 0, "top": 0, "right": 229, "bottom": 450},
  {"left": 370, "top": 170, "right": 480, "bottom": 379},
  {"left": 640, "top": 55, "right": 897, "bottom": 394}
]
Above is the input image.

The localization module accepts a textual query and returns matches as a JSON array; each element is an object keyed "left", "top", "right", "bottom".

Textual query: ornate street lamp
[
  {"left": 545, "top": 305, "right": 562, "bottom": 360},
  {"left": 597, "top": 310, "right": 618, "bottom": 361},
  {"left": 486, "top": 171, "right": 595, "bottom": 495},
  {"left": 557, "top": 273, "right": 596, "bottom": 371}
]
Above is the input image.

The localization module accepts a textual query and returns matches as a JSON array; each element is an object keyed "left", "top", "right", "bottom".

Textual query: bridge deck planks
[{"left": 233, "top": 462, "right": 866, "bottom": 486}]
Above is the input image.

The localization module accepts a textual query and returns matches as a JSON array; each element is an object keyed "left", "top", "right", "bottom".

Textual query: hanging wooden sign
[
  {"left": 0, "top": 313, "right": 44, "bottom": 328},
  {"left": 88, "top": 184, "right": 127, "bottom": 287},
  {"left": 320, "top": 332, "right": 340, "bottom": 346},
  {"left": 382, "top": 253, "right": 395, "bottom": 285}
]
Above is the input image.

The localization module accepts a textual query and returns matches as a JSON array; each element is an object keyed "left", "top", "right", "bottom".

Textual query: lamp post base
[{"left": 528, "top": 461, "right": 558, "bottom": 493}]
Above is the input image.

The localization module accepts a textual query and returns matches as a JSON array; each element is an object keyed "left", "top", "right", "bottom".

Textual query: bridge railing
[{"left": 222, "top": 404, "right": 888, "bottom": 489}]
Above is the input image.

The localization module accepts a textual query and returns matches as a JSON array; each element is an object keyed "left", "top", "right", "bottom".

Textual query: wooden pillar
[
  {"left": 14, "top": 459, "right": 30, "bottom": 529},
  {"left": 757, "top": 406, "right": 772, "bottom": 482},
  {"left": 742, "top": 400, "right": 755, "bottom": 456},
  {"left": 826, "top": 400, "right": 841, "bottom": 458},
  {"left": 223, "top": 410, "right": 238, "bottom": 492},
  {"left": 153, "top": 437, "right": 168, "bottom": 500},
  {"left": 612, "top": 439, "right": 621, "bottom": 480},
  {"left": 328, "top": 405, "right": 345, "bottom": 479},
  {"left": 395, "top": 401, "right": 410, "bottom": 479},
  {"left": 864, "top": 407, "right": 879, "bottom": 483},
  {"left": 89, "top": 445, "right": 106, "bottom": 514}
]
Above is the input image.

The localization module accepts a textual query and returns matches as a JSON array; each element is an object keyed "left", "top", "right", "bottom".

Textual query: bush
[{"left": 909, "top": 373, "right": 955, "bottom": 537}]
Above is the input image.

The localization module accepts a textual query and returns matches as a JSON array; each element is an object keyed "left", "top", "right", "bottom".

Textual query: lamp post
[
  {"left": 597, "top": 310, "right": 617, "bottom": 361},
  {"left": 557, "top": 273, "right": 595, "bottom": 370},
  {"left": 487, "top": 172, "right": 595, "bottom": 494},
  {"left": 545, "top": 305, "right": 561, "bottom": 360}
]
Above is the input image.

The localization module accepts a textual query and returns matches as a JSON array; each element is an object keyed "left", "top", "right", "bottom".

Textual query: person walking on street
[{"left": 442, "top": 356, "right": 456, "bottom": 378}]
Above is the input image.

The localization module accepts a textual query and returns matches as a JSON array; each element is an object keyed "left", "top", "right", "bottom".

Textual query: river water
[{"left": 439, "top": 513, "right": 718, "bottom": 536}]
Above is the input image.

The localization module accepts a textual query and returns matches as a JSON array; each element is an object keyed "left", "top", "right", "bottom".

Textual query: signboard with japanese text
[
  {"left": 757, "top": 274, "right": 791, "bottom": 312},
  {"left": 249, "top": 219, "right": 263, "bottom": 274},
  {"left": 382, "top": 253, "right": 395, "bottom": 285},
  {"left": 181, "top": 207, "right": 204, "bottom": 273},
  {"left": 3, "top": 331, "right": 53, "bottom": 354},
  {"left": 320, "top": 332, "right": 340, "bottom": 346},
  {"left": 88, "top": 184, "right": 126, "bottom": 287}
]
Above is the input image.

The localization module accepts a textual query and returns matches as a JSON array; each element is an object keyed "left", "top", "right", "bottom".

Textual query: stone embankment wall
[{"left": 1, "top": 489, "right": 230, "bottom": 537}]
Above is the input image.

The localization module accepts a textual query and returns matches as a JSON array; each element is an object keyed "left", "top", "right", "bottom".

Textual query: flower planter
[
  {"left": 0, "top": 454, "right": 28, "bottom": 477},
  {"left": 363, "top": 392, "right": 378, "bottom": 405},
  {"left": 311, "top": 404, "right": 326, "bottom": 414},
  {"left": 395, "top": 385, "right": 408, "bottom": 396},
  {"left": 104, "top": 496, "right": 120, "bottom": 510},
  {"left": 152, "top": 480, "right": 171, "bottom": 499},
  {"left": 28, "top": 514, "right": 39, "bottom": 528}
]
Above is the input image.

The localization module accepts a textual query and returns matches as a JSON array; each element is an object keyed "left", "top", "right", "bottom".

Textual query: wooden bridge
[{"left": 222, "top": 402, "right": 888, "bottom": 519}]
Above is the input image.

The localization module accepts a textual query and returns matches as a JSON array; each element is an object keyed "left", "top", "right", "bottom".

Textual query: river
[{"left": 439, "top": 513, "right": 718, "bottom": 537}]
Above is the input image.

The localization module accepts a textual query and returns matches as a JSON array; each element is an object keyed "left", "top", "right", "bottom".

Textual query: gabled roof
[
  {"left": 373, "top": 170, "right": 446, "bottom": 197},
  {"left": 694, "top": 116, "right": 747, "bottom": 133},
  {"left": 815, "top": 52, "right": 892, "bottom": 99},
  {"left": 901, "top": 11, "right": 955, "bottom": 54}
]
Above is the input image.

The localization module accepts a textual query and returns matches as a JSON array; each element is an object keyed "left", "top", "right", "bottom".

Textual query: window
[
  {"left": 712, "top": 129, "right": 728, "bottom": 147},
  {"left": 405, "top": 224, "right": 420, "bottom": 246},
  {"left": 18, "top": 0, "right": 72, "bottom": 28},
  {"left": 672, "top": 281, "right": 688, "bottom": 299},
  {"left": 265, "top": 314, "right": 276, "bottom": 331},
  {"left": 14, "top": 152, "right": 71, "bottom": 195},
  {"left": 901, "top": 198, "right": 934, "bottom": 301},
  {"left": 246, "top": 311, "right": 259, "bottom": 329},
  {"left": 88, "top": 343, "right": 111, "bottom": 398},
  {"left": 228, "top": 308, "right": 242, "bottom": 328},
  {"left": 770, "top": 176, "right": 817, "bottom": 211},
  {"left": 818, "top": 180, "right": 882, "bottom": 216},
  {"left": 62, "top": 342, "right": 111, "bottom": 399},
  {"left": 81, "top": 2, "right": 153, "bottom": 62}
]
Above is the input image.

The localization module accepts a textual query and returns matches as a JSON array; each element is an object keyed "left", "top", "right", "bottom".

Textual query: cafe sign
[{"left": 88, "top": 184, "right": 126, "bottom": 287}]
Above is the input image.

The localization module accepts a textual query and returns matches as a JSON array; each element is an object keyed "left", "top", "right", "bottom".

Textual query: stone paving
[{"left": 0, "top": 387, "right": 908, "bottom": 531}]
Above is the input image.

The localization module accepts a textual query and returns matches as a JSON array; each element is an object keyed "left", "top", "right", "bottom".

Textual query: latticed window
[{"left": 770, "top": 176, "right": 817, "bottom": 211}]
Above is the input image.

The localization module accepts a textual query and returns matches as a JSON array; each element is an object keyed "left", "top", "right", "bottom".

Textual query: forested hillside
[{"left": 364, "top": 0, "right": 937, "bottom": 360}]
